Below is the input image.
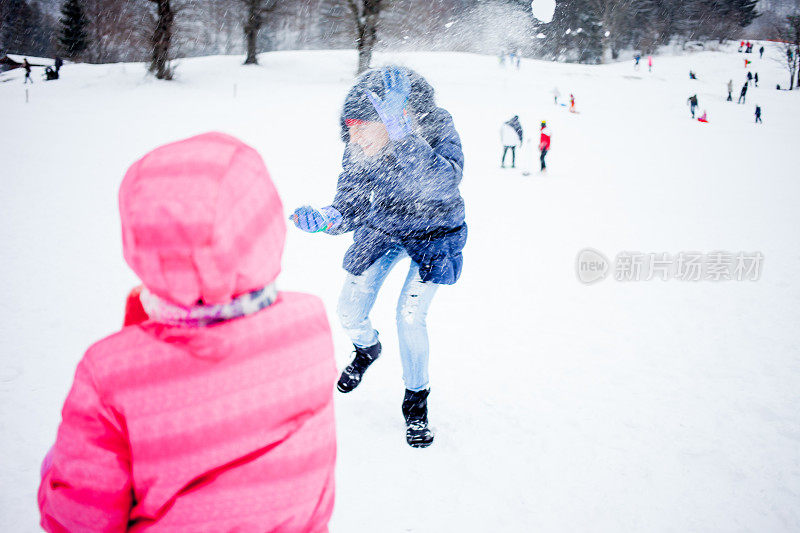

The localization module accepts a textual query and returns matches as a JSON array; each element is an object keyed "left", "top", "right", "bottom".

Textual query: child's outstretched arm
[{"left": 291, "top": 145, "right": 374, "bottom": 235}]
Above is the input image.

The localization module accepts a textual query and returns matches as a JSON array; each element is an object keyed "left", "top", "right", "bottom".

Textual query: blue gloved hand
[
  {"left": 367, "top": 67, "right": 413, "bottom": 141},
  {"left": 290, "top": 205, "right": 342, "bottom": 233}
]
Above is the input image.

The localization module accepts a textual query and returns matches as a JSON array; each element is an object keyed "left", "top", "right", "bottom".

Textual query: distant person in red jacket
[{"left": 539, "top": 121, "right": 551, "bottom": 171}]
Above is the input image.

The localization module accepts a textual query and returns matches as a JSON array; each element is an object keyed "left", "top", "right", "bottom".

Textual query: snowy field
[{"left": 1, "top": 45, "right": 799, "bottom": 531}]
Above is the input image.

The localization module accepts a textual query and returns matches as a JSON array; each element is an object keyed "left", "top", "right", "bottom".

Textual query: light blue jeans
[{"left": 337, "top": 247, "right": 439, "bottom": 391}]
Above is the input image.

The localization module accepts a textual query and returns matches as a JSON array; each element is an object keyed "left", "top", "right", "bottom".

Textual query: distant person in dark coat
[
  {"left": 54, "top": 56, "right": 63, "bottom": 74},
  {"left": 755, "top": 105, "right": 762, "bottom": 124},
  {"left": 738, "top": 83, "right": 748, "bottom": 104},
  {"left": 759, "top": 46, "right": 764, "bottom": 59},
  {"left": 687, "top": 94, "right": 698, "bottom": 118},
  {"left": 754, "top": 72, "right": 759, "bottom": 87},
  {"left": 23, "top": 58, "right": 33, "bottom": 84}
]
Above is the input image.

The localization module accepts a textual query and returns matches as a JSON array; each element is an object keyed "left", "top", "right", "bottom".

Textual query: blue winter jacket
[{"left": 331, "top": 106, "right": 467, "bottom": 285}]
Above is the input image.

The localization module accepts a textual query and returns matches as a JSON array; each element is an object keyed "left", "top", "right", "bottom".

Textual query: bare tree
[
  {"left": 789, "top": 14, "right": 800, "bottom": 88},
  {"left": 346, "top": 0, "right": 384, "bottom": 73},
  {"left": 316, "top": 0, "right": 385, "bottom": 72},
  {"left": 378, "top": 0, "right": 463, "bottom": 52},
  {"left": 683, "top": 0, "right": 741, "bottom": 43},
  {"left": 205, "top": 0, "right": 240, "bottom": 55},
  {"left": 148, "top": 0, "right": 174, "bottom": 79},
  {"left": 773, "top": 14, "right": 800, "bottom": 89},
  {"left": 241, "top": 0, "right": 278, "bottom": 64},
  {"left": 84, "top": 0, "right": 149, "bottom": 63},
  {"left": 587, "top": 0, "right": 632, "bottom": 60}
]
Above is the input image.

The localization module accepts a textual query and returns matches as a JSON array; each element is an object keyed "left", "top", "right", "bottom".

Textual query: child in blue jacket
[{"left": 291, "top": 66, "right": 467, "bottom": 448}]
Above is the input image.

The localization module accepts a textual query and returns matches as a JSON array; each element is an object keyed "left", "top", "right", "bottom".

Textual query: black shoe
[
  {"left": 402, "top": 388, "right": 434, "bottom": 448},
  {"left": 337, "top": 342, "right": 381, "bottom": 393}
]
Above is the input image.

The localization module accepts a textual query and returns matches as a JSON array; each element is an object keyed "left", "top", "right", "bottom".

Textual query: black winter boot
[
  {"left": 402, "top": 388, "right": 434, "bottom": 448},
  {"left": 337, "top": 342, "right": 381, "bottom": 393}
]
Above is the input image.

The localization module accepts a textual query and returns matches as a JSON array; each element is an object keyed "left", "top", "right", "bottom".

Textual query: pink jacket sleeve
[{"left": 38, "top": 359, "right": 133, "bottom": 532}]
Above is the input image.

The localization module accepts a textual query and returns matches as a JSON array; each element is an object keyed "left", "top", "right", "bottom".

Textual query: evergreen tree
[
  {"left": 626, "top": 0, "right": 660, "bottom": 52},
  {"left": 59, "top": 0, "right": 89, "bottom": 57},
  {"left": 730, "top": 0, "right": 760, "bottom": 28},
  {"left": 540, "top": 0, "right": 578, "bottom": 60},
  {"left": 650, "top": 0, "right": 691, "bottom": 45},
  {"left": 1, "top": 0, "right": 55, "bottom": 56},
  {"left": 1, "top": 0, "right": 35, "bottom": 54},
  {"left": 575, "top": 0, "right": 603, "bottom": 63}
]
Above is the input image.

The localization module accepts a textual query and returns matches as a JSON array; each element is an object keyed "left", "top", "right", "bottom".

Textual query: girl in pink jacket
[{"left": 38, "top": 132, "right": 338, "bottom": 532}]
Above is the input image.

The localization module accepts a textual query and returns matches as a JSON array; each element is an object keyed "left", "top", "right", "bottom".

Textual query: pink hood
[{"left": 120, "top": 132, "right": 286, "bottom": 307}]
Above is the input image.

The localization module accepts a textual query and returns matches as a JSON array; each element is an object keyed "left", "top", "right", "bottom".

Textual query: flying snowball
[{"left": 531, "top": 0, "right": 556, "bottom": 24}]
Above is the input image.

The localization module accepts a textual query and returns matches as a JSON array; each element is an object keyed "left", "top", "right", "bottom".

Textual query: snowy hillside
[{"left": 1, "top": 46, "right": 799, "bottom": 531}]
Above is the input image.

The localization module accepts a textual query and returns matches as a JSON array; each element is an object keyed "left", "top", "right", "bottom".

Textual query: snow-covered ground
[{"left": 1, "top": 45, "right": 799, "bottom": 532}]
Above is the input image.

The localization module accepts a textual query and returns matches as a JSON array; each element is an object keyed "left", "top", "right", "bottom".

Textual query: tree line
[
  {"left": 0, "top": 0, "right": 778, "bottom": 79},
  {"left": 539, "top": 0, "right": 760, "bottom": 62}
]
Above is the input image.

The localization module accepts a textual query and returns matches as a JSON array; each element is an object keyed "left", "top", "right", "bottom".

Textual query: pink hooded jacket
[{"left": 38, "top": 132, "right": 337, "bottom": 532}]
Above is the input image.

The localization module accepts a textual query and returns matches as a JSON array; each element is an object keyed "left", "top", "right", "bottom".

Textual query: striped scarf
[{"left": 140, "top": 284, "right": 277, "bottom": 327}]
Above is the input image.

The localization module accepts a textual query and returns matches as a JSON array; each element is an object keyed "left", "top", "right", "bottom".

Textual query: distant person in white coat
[
  {"left": 501, "top": 115, "right": 523, "bottom": 168},
  {"left": 553, "top": 87, "right": 561, "bottom": 105}
]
